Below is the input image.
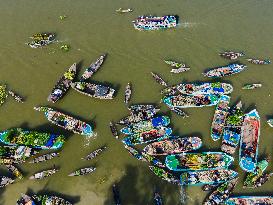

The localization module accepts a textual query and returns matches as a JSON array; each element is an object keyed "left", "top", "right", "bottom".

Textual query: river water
[{"left": 0, "top": 0, "right": 273, "bottom": 204}]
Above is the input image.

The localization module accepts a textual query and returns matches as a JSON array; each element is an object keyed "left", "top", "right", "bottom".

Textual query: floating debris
[
  {"left": 0, "top": 84, "right": 8, "bottom": 106},
  {"left": 60, "top": 44, "right": 70, "bottom": 52},
  {"left": 59, "top": 15, "right": 67, "bottom": 20}
]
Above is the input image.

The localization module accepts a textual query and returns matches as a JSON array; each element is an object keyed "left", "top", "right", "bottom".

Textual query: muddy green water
[{"left": 0, "top": 0, "right": 273, "bottom": 204}]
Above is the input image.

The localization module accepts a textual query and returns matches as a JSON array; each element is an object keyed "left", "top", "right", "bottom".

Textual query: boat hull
[
  {"left": 225, "top": 196, "right": 273, "bottom": 205},
  {"left": 203, "top": 64, "right": 246, "bottom": 78}
]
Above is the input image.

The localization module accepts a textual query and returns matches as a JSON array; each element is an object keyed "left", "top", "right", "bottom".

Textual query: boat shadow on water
[{"left": 0, "top": 187, "right": 6, "bottom": 205}]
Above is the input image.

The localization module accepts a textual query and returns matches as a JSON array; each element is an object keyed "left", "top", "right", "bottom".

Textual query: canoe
[
  {"left": 221, "top": 102, "right": 244, "bottom": 154},
  {"left": 82, "top": 146, "right": 106, "bottom": 160},
  {"left": 0, "top": 84, "right": 8, "bottom": 106},
  {"left": 122, "top": 127, "right": 172, "bottom": 146},
  {"left": 8, "top": 90, "right": 24, "bottom": 103},
  {"left": 239, "top": 109, "right": 260, "bottom": 172},
  {"left": 118, "top": 109, "right": 159, "bottom": 125},
  {"left": 211, "top": 95, "right": 230, "bottom": 141},
  {"left": 219, "top": 51, "right": 244, "bottom": 60},
  {"left": 247, "top": 58, "right": 271, "bottom": 65},
  {"left": 242, "top": 84, "right": 262, "bottom": 90},
  {"left": 112, "top": 184, "right": 121, "bottom": 205},
  {"left": 0, "top": 176, "right": 14, "bottom": 188},
  {"left": 180, "top": 169, "right": 238, "bottom": 186},
  {"left": 68, "top": 167, "right": 96, "bottom": 176},
  {"left": 33, "top": 194, "right": 72, "bottom": 205},
  {"left": 29, "top": 168, "right": 58, "bottom": 180},
  {"left": 120, "top": 116, "right": 170, "bottom": 135},
  {"left": 124, "top": 83, "right": 132, "bottom": 104},
  {"left": 5, "top": 164, "right": 23, "bottom": 179},
  {"left": 48, "top": 63, "right": 77, "bottom": 103},
  {"left": 176, "top": 82, "right": 233, "bottom": 96},
  {"left": 149, "top": 166, "right": 180, "bottom": 185},
  {"left": 29, "top": 152, "right": 59, "bottom": 164},
  {"left": 143, "top": 136, "right": 202, "bottom": 155},
  {"left": 170, "top": 107, "right": 189, "bottom": 118},
  {"left": 0, "top": 145, "right": 37, "bottom": 162},
  {"left": 110, "top": 121, "right": 119, "bottom": 139},
  {"left": 225, "top": 196, "right": 273, "bottom": 205},
  {"left": 154, "top": 191, "right": 163, "bottom": 205},
  {"left": 34, "top": 106, "right": 93, "bottom": 137},
  {"left": 0, "top": 128, "right": 65, "bottom": 149},
  {"left": 162, "top": 94, "right": 221, "bottom": 108},
  {"left": 171, "top": 66, "right": 190, "bottom": 73},
  {"left": 133, "top": 15, "right": 177, "bottom": 31},
  {"left": 128, "top": 104, "right": 156, "bottom": 112},
  {"left": 203, "top": 64, "right": 246, "bottom": 78},
  {"left": 116, "top": 8, "right": 133, "bottom": 13},
  {"left": 204, "top": 177, "right": 238, "bottom": 205},
  {"left": 80, "top": 54, "right": 107, "bottom": 81},
  {"left": 27, "top": 33, "right": 55, "bottom": 48},
  {"left": 71, "top": 82, "right": 115, "bottom": 99},
  {"left": 165, "top": 60, "right": 186, "bottom": 68},
  {"left": 165, "top": 152, "right": 234, "bottom": 171},
  {"left": 151, "top": 72, "right": 168, "bottom": 87}
]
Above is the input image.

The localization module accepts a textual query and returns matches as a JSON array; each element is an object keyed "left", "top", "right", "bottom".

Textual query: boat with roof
[
  {"left": 211, "top": 95, "right": 230, "bottom": 141},
  {"left": 34, "top": 106, "right": 93, "bottom": 137},
  {"left": 247, "top": 58, "right": 271, "bottom": 65},
  {"left": 203, "top": 64, "right": 246, "bottom": 78},
  {"left": 48, "top": 63, "right": 77, "bottom": 103},
  {"left": 71, "top": 82, "right": 115, "bottom": 99},
  {"left": 29, "top": 168, "right": 58, "bottom": 180},
  {"left": 143, "top": 136, "right": 202, "bottom": 155},
  {"left": 239, "top": 109, "right": 260, "bottom": 172},
  {"left": 225, "top": 196, "right": 273, "bottom": 205},
  {"left": 165, "top": 152, "right": 234, "bottom": 171},
  {"left": 133, "top": 15, "right": 177, "bottom": 31},
  {"left": 0, "top": 176, "right": 14, "bottom": 188},
  {"left": 0, "top": 128, "right": 65, "bottom": 149},
  {"left": 68, "top": 167, "right": 96, "bottom": 176},
  {"left": 219, "top": 51, "right": 244, "bottom": 60}
]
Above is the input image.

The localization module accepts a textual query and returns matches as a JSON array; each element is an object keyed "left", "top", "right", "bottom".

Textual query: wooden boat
[
  {"left": 82, "top": 146, "right": 106, "bottom": 160},
  {"left": 204, "top": 178, "right": 238, "bottom": 205},
  {"left": 165, "top": 60, "right": 186, "bottom": 68},
  {"left": 29, "top": 168, "right": 58, "bottom": 180},
  {"left": 202, "top": 184, "right": 218, "bottom": 191},
  {"left": 151, "top": 72, "right": 168, "bottom": 87},
  {"left": 16, "top": 194, "right": 34, "bottom": 205},
  {"left": 17, "top": 194, "right": 72, "bottom": 205},
  {"left": 128, "top": 104, "right": 156, "bottom": 112},
  {"left": 166, "top": 152, "right": 234, "bottom": 171},
  {"left": 124, "top": 83, "right": 132, "bottom": 104},
  {"left": 162, "top": 94, "right": 221, "bottom": 108},
  {"left": 0, "top": 157, "right": 23, "bottom": 165},
  {"left": 244, "top": 173, "right": 273, "bottom": 189},
  {"left": 203, "top": 64, "right": 246, "bottom": 78},
  {"left": 120, "top": 116, "right": 170, "bottom": 135},
  {"left": 247, "top": 58, "right": 271, "bottom": 65},
  {"left": 0, "top": 176, "right": 14, "bottom": 188},
  {"left": 27, "top": 33, "right": 55, "bottom": 48},
  {"left": 0, "top": 128, "right": 65, "bottom": 149},
  {"left": 211, "top": 95, "right": 230, "bottom": 141},
  {"left": 5, "top": 164, "right": 23, "bottom": 179},
  {"left": 143, "top": 136, "right": 202, "bottom": 155},
  {"left": 116, "top": 8, "right": 133, "bottom": 13},
  {"left": 29, "top": 152, "right": 59, "bottom": 163},
  {"left": 71, "top": 82, "right": 115, "bottom": 99},
  {"left": 110, "top": 121, "right": 119, "bottom": 139},
  {"left": 180, "top": 169, "right": 238, "bottom": 186},
  {"left": 149, "top": 166, "right": 180, "bottom": 185},
  {"left": 267, "top": 119, "right": 273, "bottom": 127},
  {"left": 112, "top": 184, "right": 121, "bottom": 205},
  {"left": 8, "top": 90, "right": 24, "bottom": 103},
  {"left": 170, "top": 107, "right": 189, "bottom": 118},
  {"left": 176, "top": 82, "right": 233, "bottom": 96},
  {"left": 34, "top": 106, "right": 93, "bottom": 137},
  {"left": 122, "top": 127, "right": 172, "bottom": 146},
  {"left": 239, "top": 109, "right": 260, "bottom": 172},
  {"left": 80, "top": 54, "right": 107, "bottom": 81},
  {"left": 221, "top": 102, "right": 244, "bottom": 154},
  {"left": 0, "top": 145, "right": 37, "bottom": 163},
  {"left": 68, "top": 167, "right": 96, "bottom": 176},
  {"left": 0, "top": 84, "right": 8, "bottom": 106},
  {"left": 225, "top": 196, "right": 273, "bottom": 205},
  {"left": 133, "top": 15, "right": 177, "bottom": 31},
  {"left": 47, "top": 63, "right": 77, "bottom": 103},
  {"left": 170, "top": 66, "right": 190, "bottom": 73},
  {"left": 154, "top": 191, "right": 163, "bottom": 205},
  {"left": 219, "top": 51, "right": 244, "bottom": 60},
  {"left": 242, "top": 83, "right": 262, "bottom": 90}
]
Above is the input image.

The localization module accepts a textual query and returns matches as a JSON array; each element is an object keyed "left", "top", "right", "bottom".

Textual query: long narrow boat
[
  {"left": 48, "top": 63, "right": 77, "bottom": 103},
  {"left": 0, "top": 176, "right": 14, "bottom": 188},
  {"left": 242, "top": 84, "right": 262, "bottom": 90},
  {"left": 112, "top": 184, "right": 121, "bottom": 205},
  {"left": 225, "top": 196, "right": 273, "bottom": 205},
  {"left": 128, "top": 104, "right": 156, "bottom": 112},
  {"left": 165, "top": 60, "right": 186, "bottom": 68},
  {"left": 180, "top": 169, "right": 238, "bottom": 186},
  {"left": 162, "top": 94, "right": 221, "bottom": 108},
  {"left": 8, "top": 90, "right": 24, "bottom": 103},
  {"left": 29, "top": 152, "right": 59, "bottom": 163},
  {"left": 219, "top": 51, "right": 244, "bottom": 60},
  {"left": 29, "top": 168, "right": 58, "bottom": 180},
  {"left": 27, "top": 33, "right": 55, "bottom": 48},
  {"left": 203, "top": 64, "right": 246, "bottom": 78},
  {"left": 0, "top": 128, "right": 65, "bottom": 149},
  {"left": 171, "top": 66, "right": 190, "bottom": 74},
  {"left": 221, "top": 102, "right": 244, "bottom": 154},
  {"left": 151, "top": 72, "right": 168, "bottom": 87},
  {"left": 149, "top": 166, "right": 180, "bottom": 185},
  {"left": 0, "top": 84, "right": 8, "bottom": 106},
  {"left": 71, "top": 82, "right": 115, "bottom": 99},
  {"left": 17, "top": 194, "right": 72, "bottom": 205},
  {"left": 176, "top": 82, "right": 233, "bottom": 96},
  {"left": 0, "top": 145, "right": 37, "bottom": 162},
  {"left": 16, "top": 194, "right": 34, "bottom": 205},
  {"left": 239, "top": 109, "right": 260, "bottom": 172},
  {"left": 122, "top": 127, "right": 172, "bottom": 146},
  {"left": 244, "top": 173, "right": 273, "bottom": 189},
  {"left": 247, "top": 58, "right": 271, "bottom": 65},
  {"left": 34, "top": 106, "right": 93, "bottom": 137},
  {"left": 170, "top": 107, "right": 189, "bottom": 118},
  {"left": 110, "top": 121, "right": 119, "bottom": 139},
  {"left": 166, "top": 152, "right": 234, "bottom": 171},
  {"left": 80, "top": 54, "right": 107, "bottom": 81},
  {"left": 5, "top": 164, "right": 23, "bottom": 179},
  {"left": 68, "top": 167, "right": 96, "bottom": 176},
  {"left": 143, "top": 136, "right": 202, "bottom": 155},
  {"left": 124, "top": 83, "right": 132, "bottom": 104},
  {"left": 211, "top": 95, "right": 230, "bottom": 141},
  {"left": 82, "top": 146, "right": 106, "bottom": 160},
  {"left": 204, "top": 178, "right": 238, "bottom": 205}
]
